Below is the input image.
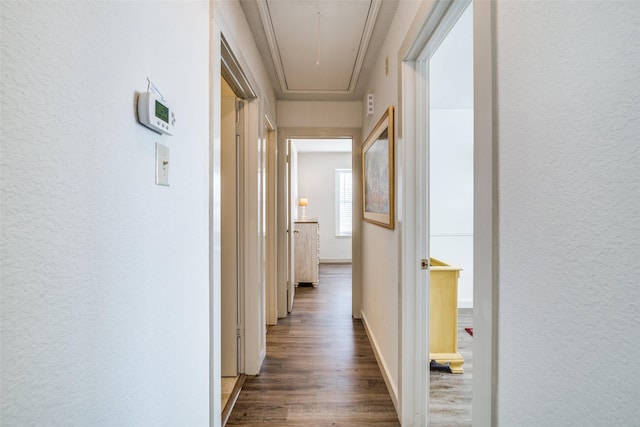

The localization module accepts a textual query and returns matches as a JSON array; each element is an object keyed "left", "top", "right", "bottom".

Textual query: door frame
[
  {"left": 398, "top": 0, "right": 497, "bottom": 424},
  {"left": 286, "top": 139, "right": 296, "bottom": 312},
  {"left": 265, "top": 118, "right": 278, "bottom": 326},
  {"left": 211, "top": 12, "right": 275, "bottom": 425},
  {"left": 277, "top": 128, "right": 362, "bottom": 319}
]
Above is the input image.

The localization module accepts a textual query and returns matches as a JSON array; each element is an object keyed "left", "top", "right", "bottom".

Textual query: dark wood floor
[
  {"left": 227, "top": 263, "right": 400, "bottom": 426},
  {"left": 429, "top": 308, "right": 472, "bottom": 426},
  {"left": 227, "top": 263, "right": 473, "bottom": 426}
]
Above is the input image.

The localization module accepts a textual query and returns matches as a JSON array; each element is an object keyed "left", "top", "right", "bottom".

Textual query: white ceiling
[{"left": 241, "top": 0, "right": 399, "bottom": 101}]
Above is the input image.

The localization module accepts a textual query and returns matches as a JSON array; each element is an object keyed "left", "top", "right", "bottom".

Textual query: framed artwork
[{"left": 362, "top": 106, "right": 394, "bottom": 229}]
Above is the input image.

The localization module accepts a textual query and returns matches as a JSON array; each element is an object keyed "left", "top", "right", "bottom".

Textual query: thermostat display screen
[
  {"left": 138, "top": 91, "right": 173, "bottom": 135},
  {"left": 155, "top": 100, "right": 169, "bottom": 123}
]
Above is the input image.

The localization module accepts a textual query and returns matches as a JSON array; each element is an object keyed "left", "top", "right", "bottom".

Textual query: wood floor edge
[
  {"left": 222, "top": 374, "right": 246, "bottom": 426},
  {"left": 360, "top": 311, "right": 400, "bottom": 417}
]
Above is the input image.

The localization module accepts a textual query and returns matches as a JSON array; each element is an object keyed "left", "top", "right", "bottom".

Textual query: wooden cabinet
[
  {"left": 294, "top": 220, "right": 319, "bottom": 286},
  {"left": 429, "top": 257, "right": 465, "bottom": 373}
]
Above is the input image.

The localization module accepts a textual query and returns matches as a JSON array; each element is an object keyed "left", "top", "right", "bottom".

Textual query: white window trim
[{"left": 335, "top": 168, "right": 353, "bottom": 238}]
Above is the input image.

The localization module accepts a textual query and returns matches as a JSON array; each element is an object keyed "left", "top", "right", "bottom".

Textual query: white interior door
[
  {"left": 276, "top": 135, "right": 289, "bottom": 318},
  {"left": 287, "top": 139, "right": 296, "bottom": 312},
  {"left": 266, "top": 125, "right": 278, "bottom": 325},
  {"left": 220, "top": 87, "right": 240, "bottom": 377}
]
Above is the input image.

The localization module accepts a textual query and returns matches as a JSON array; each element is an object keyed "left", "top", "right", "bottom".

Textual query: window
[{"left": 335, "top": 169, "right": 352, "bottom": 236}]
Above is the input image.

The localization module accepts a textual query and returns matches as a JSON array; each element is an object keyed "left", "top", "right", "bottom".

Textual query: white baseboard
[
  {"left": 360, "top": 311, "right": 399, "bottom": 416},
  {"left": 319, "top": 259, "right": 352, "bottom": 264},
  {"left": 458, "top": 300, "right": 473, "bottom": 309}
]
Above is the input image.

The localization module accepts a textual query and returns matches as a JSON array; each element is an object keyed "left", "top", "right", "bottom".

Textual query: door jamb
[{"left": 471, "top": 1, "right": 499, "bottom": 423}]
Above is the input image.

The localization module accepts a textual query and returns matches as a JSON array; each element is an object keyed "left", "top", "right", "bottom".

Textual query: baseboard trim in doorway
[
  {"left": 222, "top": 374, "right": 246, "bottom": 426},
  {"left": 361, "top": 311, "right": 399, "bottom": 415}
]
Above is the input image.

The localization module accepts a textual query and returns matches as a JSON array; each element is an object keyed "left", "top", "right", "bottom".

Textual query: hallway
[{"left": 227, "top": 264, "right": 400, "bottom": 426}]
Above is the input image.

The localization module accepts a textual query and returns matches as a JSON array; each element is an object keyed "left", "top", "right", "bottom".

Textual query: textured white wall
[
  {"left": 496, "top": 1, "right": 640, "bottom": 424},
  {"left": 0, "top": 2, "right": 210, "bottom": 425},
  {"left": 429, "top": 5, "right": 474, "bottom": 308},
  {"left": 430, "top": 109, "right": 474, "bottom": 308},
  {"left": 297, "top": 152, "right": 352, "bottom": 262}
]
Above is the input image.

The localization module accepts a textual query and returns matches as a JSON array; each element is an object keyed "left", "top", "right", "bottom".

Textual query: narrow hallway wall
[
  {"left": 495, "top": 2, "right": 640, "bottom": 424},
  {"left": 1, "top": 2, "right": 210, "bottom": 424}
]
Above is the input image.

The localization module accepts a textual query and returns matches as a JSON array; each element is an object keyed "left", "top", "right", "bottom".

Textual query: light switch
[{"left": 155, "top": 142, "right": 169, "bottom": 186}]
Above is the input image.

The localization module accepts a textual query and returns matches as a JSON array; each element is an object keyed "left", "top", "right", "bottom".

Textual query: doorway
[
  {"left": 398, "top": 0, "right": 495, "bottom": 424},
  {"left": 220, "top": 76, "right": 244, "bottom": 418},
  {"left": 220, "top": 77, "right": 240, "bottom": 377},
  {"left": 218, "top": 34, "right": 271, "bottom": 425},
  {"left": 276, "top": 128, "right": 362, "bottom": 319},
  {"left": 292, "top": 138, "right": 353, "bottom": 279},
  {"left": 427, "top": 3, "right": 474, "bottom": 424}
]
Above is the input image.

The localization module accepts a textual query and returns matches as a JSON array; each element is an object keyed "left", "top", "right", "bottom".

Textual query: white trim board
[{"left": 361, "top": 311, "right": 399, "bottom": 416}]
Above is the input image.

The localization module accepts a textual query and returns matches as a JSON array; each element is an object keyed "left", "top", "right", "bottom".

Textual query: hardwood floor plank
[
  {"left": 222, "top": 375, "right": 246, "bottom": 426},
  {"left": 227, "top": 263, "right": 472, "bottom": 426},
  {"left": 227, "top": 264, "right": 400, "bottom": 426},
  {"left": 429, "top": 308, "right": 473, "bottom": 426}
]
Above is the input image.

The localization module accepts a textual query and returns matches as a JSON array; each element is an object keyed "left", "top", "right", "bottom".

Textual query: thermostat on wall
[{"left": 137, "top": 91, "right": 175, "bottom": 135}]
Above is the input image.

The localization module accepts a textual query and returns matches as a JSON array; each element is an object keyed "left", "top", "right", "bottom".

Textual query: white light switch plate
[{"left": 155, "top": 143, "right": 169, "bottom": 186}]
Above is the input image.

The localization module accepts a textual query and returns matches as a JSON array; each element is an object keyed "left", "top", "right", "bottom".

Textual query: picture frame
[{"left": 362, "top": 106, "right": 394, "bottom": 229}]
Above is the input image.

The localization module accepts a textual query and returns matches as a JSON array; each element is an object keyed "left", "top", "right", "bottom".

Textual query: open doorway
[
  {"left": 427, "top": 3, "right": 474, "bottom": 424},
  {"left": 398, "top": 0, "right": 495, "bottom": 424},
  {"left": 219, "top": 34, "right": 270, "bottom": 425},
  {"left": 220, "top": 76, "right": 245, "bottom": 420},
  {"left": 285, "top": 138, "right": 353, "bottom": 310},
  {"left": 276, "top": 128, "right": 362, "bottom": 320}
]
